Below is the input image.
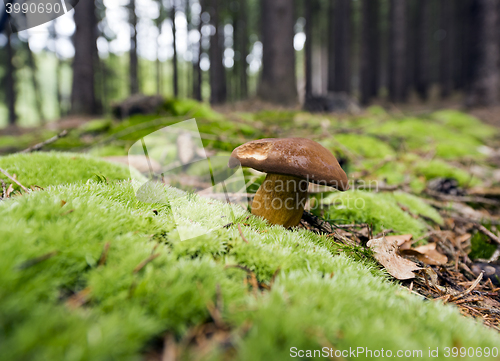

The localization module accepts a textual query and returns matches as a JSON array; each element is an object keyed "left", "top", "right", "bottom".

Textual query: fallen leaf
[
  {"left": 386, "top": 234, "right": 413, "bottom": 249},
  {"left": 413, "top": 243, "right": 448, "bottom": 265},
  {"left": 6, "top": 183, "right": 14, "bottom": 198},
  {"left": 367, "top": 236, "right": 421, "bottom": 280}
]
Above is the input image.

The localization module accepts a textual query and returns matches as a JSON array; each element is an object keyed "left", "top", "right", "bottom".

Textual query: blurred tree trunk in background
[
  {"left": 171, "top": 0, "right": 179, "bottom": 97},
  {"left": 415, "top": 0, "right": 430, "bottom": 100},
  {"left": 304, "top": 0, "right": 312, "bottom": 99},
  {"left": 389, "top": 0, "right": 407, "bottom": 103},
  {"left": 193, "top": 0, "right": 203, "bottom": 101},
  {"left": 6, "top": 28, "right": 16, "bottom": 125},
  {"left": 71, "top": 0, "right": 97, "bottom": 115},
  {"left": 258, "top": 0, "right": 297, "bottom": 105},
  {"left": 155, "top": 0, "right": 165, "bottom": 95},
  {"left": 439, "top": 0, "right": 454, "bottom": 98},
  {"left": 26, "top": 43, "right": 45, "bottom": 123},
  {"left": 328, "top": 0, "right": 351, "bottom": 93},
  {"left": 360, "top": 0, "right": 380, "bottom": 105},
  {"left": 129, "top": 0, "right": 139, "bottom": 94},
  {"left": 238, "top": 0, "right": 248, "bottom": 99},
  {"left": 466, "top": 0, "right": 499, "bottom": 106},
  {"left": 209, "top": 0, "right": 226, "bottom": 104}
]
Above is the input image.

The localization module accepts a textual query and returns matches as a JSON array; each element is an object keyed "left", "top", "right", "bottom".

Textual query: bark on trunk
[
  {"left": 388, "top": 0, "right": 407, "bottom": 103},
  {"left": 466, "top": 0, "right": 499, "bottom": 107},
  {"left": 329, "top": 0, "right": 351, "bottom": 93},
  {"left": 258, "top": 0, "right": 297, "bottom": 105},
  {"left": 193, "top": 0, "right": 203, "bottom": 101},
  {"left": 304, "top": 0, "right": 313, "bottom": 99},
  {"left": 6, "top": 28, "right": 16, "bottom": 125},
  {"left": 415, "top": 0, "right": 430, "bottom": 100},
  {"left": 439, "top": 0, "right": 454, "bottom": 98},
  {"left": 171, "top": 0, "right": 179, "bottom": 97},
  {"left": 360, "top": 0, "right": 380, "bottom": 105},
  {"left": 209, "top": 0, "right": 226, "bottom": 104},
  {"left": 129, "top": 0, "right": 139, "bottom": 95},
  {"left": 71, "top": 0, "right": 97, "bottom": 115}
]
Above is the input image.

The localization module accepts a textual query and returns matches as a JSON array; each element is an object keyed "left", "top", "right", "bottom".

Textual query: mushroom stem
[{"left": 251, "top": 173, "right": 308, "bottom": 228}]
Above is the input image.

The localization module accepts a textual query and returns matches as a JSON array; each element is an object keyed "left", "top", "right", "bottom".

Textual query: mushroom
[{"left": 228, "top": 138, "right": 348, "bottom": 227}]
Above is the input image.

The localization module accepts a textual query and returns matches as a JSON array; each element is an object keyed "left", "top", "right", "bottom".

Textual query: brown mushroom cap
[{"left": 228, "top": 138, "right": 349, "bottom": 191}]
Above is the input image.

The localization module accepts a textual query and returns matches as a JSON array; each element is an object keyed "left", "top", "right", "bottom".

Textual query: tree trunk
[
  {"left": 466, "top": 0, "right": 499, "bottom": 107},
  {"left": 26, "top": 43, "right": 45, "bottom": 123},
  {"left": 193, "top": 0, "right": 203, "bottom": 101},
  {"left": 6, "top": 28, "right": 16, "bottom": 125},
  {"left": 71, "top": 0, "right": 97, "bottom": 115},
  {"left": 415, "top": 0, "right": 430, "bottom": 100},
  {"left": 304, "top": 0, "right": 313, "bottom": 99},
  {"left": 439, "top": 0, "right": 454, "bottom": 98},
  {"left": 129, "top": 0, "right": 139, "bottom": 95},
  {"left": 388, "top": 0, "right": 407, "bottom": 103},
  {"left": 360, "top": 0, "right": 380, "bottom": 105},
  {"left": 328, "top": 0, "right": 351, "bottom": 93},
  {"left": 171, "top": 0, "right": 179, "bottom": 97},
  {"left": 258, "top": 0, "right": 297, "bottom": 105},
  {"left": 209, "top": 0, "right": 226, "bottom": 104},
  {"left": 239, "top": 0, "right": 248, "bottom": 99}
]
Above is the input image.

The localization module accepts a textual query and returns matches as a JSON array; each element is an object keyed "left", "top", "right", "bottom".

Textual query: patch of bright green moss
[
  {"left": 469, "top": 230, "right": 497, "bottom": 260},
  {"left": 320, "top": 190, "right": 428, "bottom": 236},
  {"left": 1, "top": 154, "right": 500, "bottom": 360},
  {"left": 368, "top": 117, "right": 486, "bottom": 159},
  {"left": 413, "top": 159, "right": 480, "bottom": 187},
  {"left": 389, "top": 191, "right": 443, "bottom": 225},
  {"left": 325, "top": 134, "right": 396, "bottom": 159},
  {"left": 0, "top": 152, "right": 144, "bottom": 190},
  {"left": 431, "top": 110, "right": 497, "bottom": 142}
]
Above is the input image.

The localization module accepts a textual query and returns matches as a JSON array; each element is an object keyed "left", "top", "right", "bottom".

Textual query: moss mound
[
  {"left": 0, "top": 152, "right": 144, "bottom": 190},
  {"left": 320, "top": 191, "right": 429, "bottom": 236}
]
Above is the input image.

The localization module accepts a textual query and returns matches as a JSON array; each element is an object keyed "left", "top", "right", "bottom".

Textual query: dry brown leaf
[
  {"left": 413, "top": 243, "right": 448, "bottom": 265},
  {"left": 367, "top": 236, "right": 421, "bottom": 280},
  {"left": 386, "top": 234, "right": 413, "bottom": 249},
  {"left": 6, "top": 183, "right": 14, "bottom": 198}
]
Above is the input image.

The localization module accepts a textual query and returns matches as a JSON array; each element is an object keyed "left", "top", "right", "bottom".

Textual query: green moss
[
  {"left": 389, "top": 191, "right": 443, "bottom": 225},
  {"left": 323, "top": 134, "right": 396, "bottom": 159},
  {"left": 319, "top": 190, "right": 428, "bottom": 236},
  {"left": 80, "top": 119, "right": 113, "bottom": 133},
  {"left": 469, "top": 231, "right": 497, "bottom": 260},
  {"left": 413, "top": 159, "right": 480, "bottom": 187},
  {"left": 368, "top": 117, "right": 486, "bottom": 159},
  {"left": 431, "top": 110, "right": 497, "bottom": 142},
  {"left": 0, "top": 152, "right": 144, "bottom": 190},
  {"left": 1, "top": 154, "right": 500, "bottom": 360}
]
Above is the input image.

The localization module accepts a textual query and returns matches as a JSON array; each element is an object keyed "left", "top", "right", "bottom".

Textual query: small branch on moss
[
  {"left": 1, "top": 179, "right": 5, "bottom": 199},
  {"left": 19, "top": 129, "right": 69, "bottom": 153},
  {"left": 133, "top": 253, "right": 160, "bottom": 273},
  {"left": 16, "top": 251, "right": 58, "bottom": 270},
  {"left": 0, "top": 167, "right": 29, "bottom": 193},
  {"left": 475, "top": 224, "right": 500, "bottom": 246},
  {"left": 237, "top": 223, "right": 249, "bottom": 243},
  {"left": 425, "top": 189, "right": 500, "bottom": 206},
  {"left": 161, "top": 333, "right": 177, "bottom": 361},
  {"left": 66, "top": 287, "right": 91, "bottom": 309},
  {"left": 98, "top": 242, "right": 111, "bottom": 266}
]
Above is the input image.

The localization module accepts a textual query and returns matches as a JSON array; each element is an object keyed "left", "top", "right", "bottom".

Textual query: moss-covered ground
[{"left": 1, "top": 101, "right": 500, "bottom": 360}]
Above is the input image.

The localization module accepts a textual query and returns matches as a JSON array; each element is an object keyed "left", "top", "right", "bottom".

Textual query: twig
[
  {"left": 475, "top": 224, "right": 500, "bottom": 246},
  {"left": 16, "top": 251, "right": 58, "bottom": 270},
  {"left": 1, "top": 179, "right": 5, "bottom": 199},
  {"left": 133, "top": 253, "right": 160, "bottom": 273},
  {"left": 161, "top": 333, "right": 177, "bottom": 361},
  {"left": 237, "top": 223, "right": 249, "bottom": 243},
  {"left": 451, "top": 271, "right": 483, "bottom": 302},
  {"left": 0, "top": 167, "right": 29, "bottom": 193},
  {"left": 98, "top": 242, "right": 111, "bottom": 266},
  {"left": 66, "top": 287, "right": 91, "bottom": 309},
  {"left": 425, "top": 189, "right": 500, "bottom": 206},
  {"left": 19, "top": 130, "right": 69, "bottom": 153}
]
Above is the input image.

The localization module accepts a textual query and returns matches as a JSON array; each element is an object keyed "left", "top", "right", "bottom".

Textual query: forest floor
[{"left": 1, "top": 100, "right": 500, "bottom": 360}]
